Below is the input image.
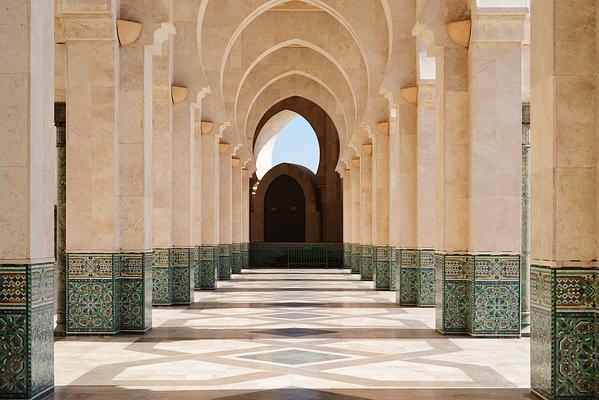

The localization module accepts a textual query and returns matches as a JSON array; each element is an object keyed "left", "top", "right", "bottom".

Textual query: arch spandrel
[{"left": 245, "top": 74, "right": 348, "bottom": 150}]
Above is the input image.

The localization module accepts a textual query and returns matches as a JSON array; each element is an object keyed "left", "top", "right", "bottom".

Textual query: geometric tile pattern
[
  {"left": 343, "top": 243, "right": 351, "bottom": 269},
  {"left": 231, "top": 243, "right": 242, "bottom": 274},
  {"left": 53, "top": 268, "right": 532, "bottom": 396},
  {"left": 435, "top": 253, "right": 521, "bottom": 338},
  {"left": 397, "top": 249, "right": 418, "bottom": 305},
  {"left": 360, "top": 245, "right": 373, "bottom": 281},
  {"left": 531, "top": 265, "right": 597, "bottom": 400},
  {"left": 0, "top": 263, "right": 54, "bottom": 400},
  {"left": 219, "top": 244, "right": 231, "bottom": 280},
  {"left": 418, "top": 250, "right": 435, "bottom": 307},
  {"left": 198, "top": 246, "right": 219, "bottom": 290},
  {"left": 152, "top": 249, "right": 171, "bottom": 306},
  {"left": 350, "top": 243, "right": 361, "bottom": 274},
  {"left": 66, "top": 252, "right": 152, "bottom": 334},
  {"left": 171, "top": 248, "right": 194, "bottom": 305},
  {"left": 373, "top": 246, "right": 391, "bottom": 290},
  {"left": 241, "top": 243, "right": 249, "bottom": 269},
  {"left": 390, "top": 247, "right": 398, "bottom": 290}
]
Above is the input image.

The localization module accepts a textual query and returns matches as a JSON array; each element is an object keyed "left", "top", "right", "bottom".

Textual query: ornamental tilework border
[
  {"left": 171, "top": 248, "right": 194, "bottom": 305},
  {"left": 198, "top": 246, "right": 219, "bottom": 290},
  {"left": 398, "top": 249, "right": 418, "bottom": 305},
  {"left": 0, "top": 263, "right": 54, "bottom": 400},
  {"left": 390, "top": 248, "right": 398, "bottom": 291},
  {"left": 418, "top": 250, "right": 436, "bottom": 307},
  {"left": 66, "top": 253, "right": 152, "bottom": 335},
  {"left": 241, "top": 243, "right": 249, "bottom": 268},
  {"left": 152, "top": 249, "right": 171, "bottom": 306},
  {"left": 231, "top": 243, "right": 242, "bottom": 274},
  {"left": 374, "top": 246, "right": 391, "bottom": 290},
  {"left": 351, "top": 243, "right": 361, "bottom": 274},
  {"left": 360, "top": 245, "right": 373, "bottom": 281},
  {"left": 218, "top": 244, "right": 232, "bottom": 280},
  {"left": 531, "top": 265, "right": 598, "bottom": 400},
  {"left": 343, "top": 243, "right": 351, "bottom": 269}
]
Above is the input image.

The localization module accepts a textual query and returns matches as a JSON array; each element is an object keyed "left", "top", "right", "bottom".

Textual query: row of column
[{"left": 0, "top": 3, "right": 252, "bottom": 398}]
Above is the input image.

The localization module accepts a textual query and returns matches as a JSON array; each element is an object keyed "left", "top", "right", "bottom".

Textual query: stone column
[
  {"left": 342, "top": 170, "right": 352, "bottom": 268},
  {"left": 415, "top": 83, "right": 436, "bottom": 307},
  {"left": 388, "top": 107, "right": 400, "bottom": 291},
  {"left": 0, "top": 1, "right": 55, "bottom": 397},
  {"left": 231, "top": 158, "right": 242, "bottom": 274},
  {"left": 55, "top": 104, "right": 67, "bottom": 335},
  {"left": 218, "top": 143, "right": 232, "bottom": 280},
  {"left": 372, "top": 133, "right": 391, "bottom": 290},
  {"left": 521, "top": 102, "right": 531, "bottom": 333},
  {"left": 151, "top": 47, "right": 173, "bottom": 306},
  {"left": 530, "top": 1, "right": 598, "bottom": 399},
  {"left": 465, "top": 7, "right": 525, "bottom": 337},
  {"left": 62, "top": 5, "right": 123, "bottom": 335},
  {"left": 397, "top": 91, "right": 418, "bottom": 305},
  {"left": 241, "top": 168, "right": 250, "bottom": 268},
  {"left": 199, "top": 130, "right": 220, "bottom": 289},
  {"left": 117, "top": 7, "right": 156, "bottom": 332},
  {"left": 171, "top": 93, "right": 195, "bottom": 297},
  {"left": 350, "top": 161, "right": 361, "bottom": 274},
  {"left": 359, "top": 145, "right": 374, "bottom": 281}
]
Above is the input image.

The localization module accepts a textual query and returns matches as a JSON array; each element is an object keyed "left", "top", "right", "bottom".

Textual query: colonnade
[{"left": 0, "top": 1, "right": 597, "bottom": 399}]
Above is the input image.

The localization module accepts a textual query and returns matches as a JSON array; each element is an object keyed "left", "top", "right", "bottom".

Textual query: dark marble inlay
[
  {"left": 254, "top": 328, "right": 337, "bottom": 337},
  {"left": 267, "top": 312, "right": 326, "bottom": 320},
  {"left": 238, "top": 349, "right": 348, "bottom": 365}
]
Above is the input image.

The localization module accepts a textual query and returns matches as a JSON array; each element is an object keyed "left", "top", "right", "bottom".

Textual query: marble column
[
  {"left": 0, "top": 1, "right": 55, "bottom": 397},
  {"left": 388, "top": 107, "right": 400, "bottom": 292},
  {"left": 415, "top": 83, "right": 436, "bottom": 307},
  {"left": 530, "top": 1, "right": 598, "bottom": 398},
  {"left": 397, "top": 89, "right": 418, "bottom": 305},
  {"left": 521, "top": 102, "right": 531, "bottom": 333},
  {"left": 231, "top": 159, "right": 242, "bottom": 274},
  {"left": 342, "top": 170, "right": 352, "bottom": 269},
  {"left": 350, "top": 161, "right": 361, "bottom": 274},
  {"left": 241, "top": 168, "right": 250, "bottom": 268},
  {"left": 171, "top": 92, "right": 196, "bottom": 297},
  {"left": 218, "top": 144, "right": 233, "bottom": 280},
  {"left": 55, "top": 104, "right": 67, "bottom": 335},
  {"left": 62, "top": 5, "right": 123, "bottom": 335},
  {"left": 372, "top": 133, "right": 391, "bottom": 290},
  {"left": 359, "top": 145, "right": 373, "bottom": 281},
  {"left": 199, "top": 130, "right": 220, "bottom": 289},
  {"left": 117, "top": 7, "right": 155, "bottom": 331}
]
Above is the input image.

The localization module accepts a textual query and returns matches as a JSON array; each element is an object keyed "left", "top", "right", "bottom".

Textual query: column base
[
  {"left": 231, "top": 243, "right": 242, "bottom": 274},
  {"left": 152, "top": 249, "right": 172, "bottom": 305},
  {"left": 171, "top": 248, "right": 194, "bottom": 305},
  {"left": 397, "top": 249, "right": 418, "bottom": 305},
  {"left": 119, "top": 253, "right": 152, "bottom": 333},
  {"left": 530, "top": 265, "right": 597, "bottom": 400},
  {"left": 198, "top": 246, "right": 219, "bottom": 290},
  {"left": 374, "top": 246, "right": 391, "bottom": 290},
  {"left": 390, "top": 248, "right": 398, "bottom": 290},
  {"left": 343, "top": 243, "right": 351, "bottom": 269},
  {"left": 218, "top": 244, "right": 232, "bottom": 280},
  {"left": 0, "top": 263, "right": 54, "bottom": 399},
  {"left": 435, "top": 253, "right": 521, "bottom": 337},
  {"left": 350, "top": 243, "right": 361, "bottom": 274},
  {"left": 241, "top": 243, "right": 249, "bottom": 268},
  {"left": 360, "top": 245, "right": 373, "bottom": 281}
]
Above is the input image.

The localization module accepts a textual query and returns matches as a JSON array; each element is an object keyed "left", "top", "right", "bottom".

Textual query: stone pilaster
[
  {"left": 530, "top": 1, "right": 598, "bottom": 398},
  {"left": 359, "top": 144, "right": 373, "bottom": 281},
  {"left": 0, "top": 2, "right": 55, "bottom": 397},
  {"left": 350, "top": 162, "right": 361, "bottom": 274},
  {"left": 219, "top": 145, "right": 232, "bottom": 280},
  {"left": 55, "top": 103, "right": 67, "bottom": 336}
]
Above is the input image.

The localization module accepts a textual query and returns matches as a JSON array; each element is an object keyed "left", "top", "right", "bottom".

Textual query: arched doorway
[{"left": 264, "top": 174, "right": 306, "bottom": 242}]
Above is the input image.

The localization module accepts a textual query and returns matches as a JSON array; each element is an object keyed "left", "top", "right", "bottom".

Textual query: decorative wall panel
[
  {"left": 531, "top": 266, "right": 597, "bottom": 400},
  {"left": 398, "top": 249, "right": 418, "bottom": 305},
  {"left": 0, "top": 263, "right": 54, "bottom": 399},
  {"left": 360, "top": 245, "right": 373, "bottom": 281},
  {"left": 152, "top": 249, "right": 171, "bottom": 305},
  {"left": 374, "top": 246, "right": 391, "bottom": 290},
  {"left": 198, "top": 246, "right": 218, "bottom": 289},
  {"left": 119, "top": 253, "right": 152, "bottom": 332},
  {"left": 218, "top": 244, "right": 231, "bottom": 280},
  {"left": 171, "top": 248, "right": 194, "bottom": 304},
  {"left": 231, "top": 243, "right": 242, "bottom": 274},
  {"left": 418, "top": 250, "right": 435, "bottom": 306}
]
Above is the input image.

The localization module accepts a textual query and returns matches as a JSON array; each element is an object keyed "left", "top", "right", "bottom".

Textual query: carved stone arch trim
[{"left": 251, "top": 163, "right": 320, "bottom": 243}]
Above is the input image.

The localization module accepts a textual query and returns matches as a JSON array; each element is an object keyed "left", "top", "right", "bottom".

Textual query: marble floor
[{"left": 52, "top": 268, "right": 533, "bottom": 399}]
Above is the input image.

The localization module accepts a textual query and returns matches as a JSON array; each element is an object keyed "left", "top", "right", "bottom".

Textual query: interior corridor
[{"left": 52, "top": 269, "right": 532, "bottom": 399}]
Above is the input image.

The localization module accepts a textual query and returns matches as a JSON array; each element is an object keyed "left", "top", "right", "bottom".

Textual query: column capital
[{"left": 470, "top": 7, "right": 528, "bottom": 43}]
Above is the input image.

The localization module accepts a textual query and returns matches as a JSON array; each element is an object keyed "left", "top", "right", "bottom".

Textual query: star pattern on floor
[{"left": 53, "top": 268, "right": 531, "bottom": 399}]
